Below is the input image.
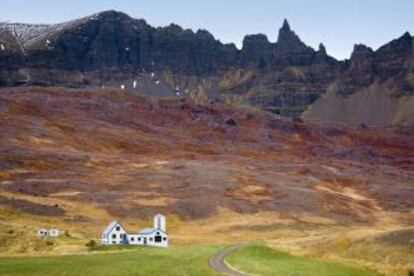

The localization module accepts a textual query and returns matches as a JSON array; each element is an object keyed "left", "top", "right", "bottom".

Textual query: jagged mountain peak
[
  {"left": 318, "top": 43, "right": 327, "bottom": 55},
  {"left": 276, "top": 19, "right": 301, "bottom": 43},
  {"left": 401, "top": 31, "right": 411, "bottom": 39},
  {"left": 374, "top": 32, "right": 412, "bottom": 59},
  {"left": 275, "top": 19, "right": 312, "bottom": 56},
  {"left": 281, "top": 19, "right": 291, "bottom": 31},
  {"left": 394, "top": 31, "right": 412, "bottom": 47},
  {"left": 351, "top": 44, "right": 374, "bottom": 58},
  {"left": 277, "top": 19, "right": 297, "bottom": 42}
]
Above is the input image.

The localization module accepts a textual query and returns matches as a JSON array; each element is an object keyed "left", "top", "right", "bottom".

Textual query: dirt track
[{"left": 209, "top": 244, "right": 248, "bottom": 276}]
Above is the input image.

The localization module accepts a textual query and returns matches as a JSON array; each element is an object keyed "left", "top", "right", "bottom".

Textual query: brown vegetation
[{"left": 0, "top": 87, "right": 413, "bottom": 274}]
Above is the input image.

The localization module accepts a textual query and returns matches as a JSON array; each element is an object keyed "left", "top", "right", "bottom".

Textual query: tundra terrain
[{"left": 0, "top": 87, "right": 413, "bottom": 275}]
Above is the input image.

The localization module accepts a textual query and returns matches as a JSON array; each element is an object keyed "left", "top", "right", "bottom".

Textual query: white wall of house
[
  {"left": 102, "top": 223, "right": 128, "bottom": 245},
  {"left": 48, "top": 229, "right": 60, "bottom": 237},
  {"left": 146, "top": 232, "right": 168, "bottom": 248},
  {"left": 127, "top": 234, "right": 143, "bottom": 245},
  {"left": 139, "top": 230, "right": 169, "bottom": 248}
]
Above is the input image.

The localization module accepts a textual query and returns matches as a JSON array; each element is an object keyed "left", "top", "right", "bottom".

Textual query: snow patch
[
  {"left": 133, "top": 80, "right": 137, "bottom": 89},
  {"left": 121, "top": 84, "right": 125, "bottom": 90},
  {"left": 89, "top": 15, "right": 100, "bottom": 21},
  {"left": 0, "top": 23, "right": 50, "bottom": 48},
  {"left": 0, "top": 44, "right": 5, "bottom": 51},
  {"left": 0, "top": 12, "right": 104, "bottom": 49}
]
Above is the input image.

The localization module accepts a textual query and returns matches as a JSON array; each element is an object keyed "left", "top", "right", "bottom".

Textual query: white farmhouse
[
  {"left": 101, "top": 221, "right": 128, "bottom": 245},
  {"left": 102, "top": 214, "right": 168, "bottom": 248},
  {"left": 37, "top": 228, "right": 60, "bottom": 237}
]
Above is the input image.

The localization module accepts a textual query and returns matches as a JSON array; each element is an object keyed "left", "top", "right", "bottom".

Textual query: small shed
[{"left": 37, "top": 228, "right": 60, "bottom": 237}]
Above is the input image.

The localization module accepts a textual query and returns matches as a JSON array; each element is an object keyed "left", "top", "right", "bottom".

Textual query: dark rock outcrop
[
  {"left": 318, "top": 43, "right": 327, "bottom": 56},
  {"left": 240, "top": 34, "right": 273, "bottom": 69},
  {"left": 0, "top": 11, "right": 412, "bottom": 123},
  {"left": 276, "top": 19, "right": 310, "bottom": 54},
  {"left": 336, "top": 33, "right": 413, "bottom": 97}
]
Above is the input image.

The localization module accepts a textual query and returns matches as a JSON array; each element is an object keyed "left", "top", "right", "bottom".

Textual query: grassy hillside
[
  {"left": 226, "top": 245, "right": 378, "bottom": 276},
  {"left": 0, "top": 245, "right": 222, "bottom": 276},
  {"left": 0, "top": 88, "right": 413, "bottom": 275}
]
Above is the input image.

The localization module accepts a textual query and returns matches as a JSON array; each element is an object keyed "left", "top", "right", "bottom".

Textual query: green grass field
[
  {"left": 225, "top": 245, "right": 379, "bottom": 276},
  {"left": 0, "top": 244, "right": 383, "bottom": 276},
  {"left": 0, "top": 245, "right": 223, "bottom": 276}
]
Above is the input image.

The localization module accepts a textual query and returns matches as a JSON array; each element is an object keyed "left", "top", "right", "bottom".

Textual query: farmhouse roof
[
  {"left": 138, "top": 228, "right": 157, "bottom": 235},
  {"left": 138, "top": 227, "right": 167, "bottom": 235},
  {"left": 103, "top": 221, "right": 121, "bottom": 234}
]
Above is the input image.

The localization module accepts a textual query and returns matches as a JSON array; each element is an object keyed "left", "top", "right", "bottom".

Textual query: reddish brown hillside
[{"left": 0, "top": 87, "right": 413, "bottom": 224}]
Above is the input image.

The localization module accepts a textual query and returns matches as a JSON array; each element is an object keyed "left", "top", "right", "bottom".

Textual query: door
[{"left": 144, "top": 237, "right": 147, "bottom": 245}]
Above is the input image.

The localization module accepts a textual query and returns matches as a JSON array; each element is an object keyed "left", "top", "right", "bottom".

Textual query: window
[
  {"left": 155, "top": 236, "right": 162, "bottom": 243},
  {"left": 112, "top": 234, "right": 116, "bottom": 239},
  {"left": 131, "top": 237, "right": 135, "bottom": 241},
  {"left": 163, "top": 237, "right": 167, "bottom": 241},
  {"left": 138, "top": 237, "right": 141, "bottom": 241},
  {"left": 116, "top": 226, "right": 121, "bottom": 231},
  {"left": 156, "top": 232, "right": 160, "bottom": 235},
  {"left": 149, "top": 237, "right": 153, "bottom": 241}
]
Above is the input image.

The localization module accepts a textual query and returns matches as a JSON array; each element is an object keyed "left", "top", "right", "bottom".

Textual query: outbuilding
[{"left": 37, "top": 228, "right": 60, "bottom": 237}]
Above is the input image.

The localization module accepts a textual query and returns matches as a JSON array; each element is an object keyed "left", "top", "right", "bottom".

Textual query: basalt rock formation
[
  {"left": 304, "top": 32, "right": 414, "bottom": 126},
  {"left": 0, "top": 10, "right": 413, "bottom": 124}
]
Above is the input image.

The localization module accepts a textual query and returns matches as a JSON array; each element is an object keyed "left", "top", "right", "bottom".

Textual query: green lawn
[
  {"left": 0, "top": 245, "right": 223, "bottom": 276},
  {"left": 226, "top": 245, "right": 379, "bottom": 276}
]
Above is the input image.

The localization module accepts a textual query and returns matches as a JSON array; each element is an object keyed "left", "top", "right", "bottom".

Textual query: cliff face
[
  {"left": 0, "top": 10, "right": 413, "bottom": 124},
  {"left": 0, "top": 11, "right": 239, "bottom": 78},
  {"left": 304, "top": 33, "right": 414, "bottom": 126}
]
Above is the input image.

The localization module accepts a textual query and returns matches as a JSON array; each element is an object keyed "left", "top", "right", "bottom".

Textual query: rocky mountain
[
  {"left": 304, "top": 32, "right": 414, "bottom": 125},
  {"left": 0, "top": 10, "right": 413, "bottom": 125}
]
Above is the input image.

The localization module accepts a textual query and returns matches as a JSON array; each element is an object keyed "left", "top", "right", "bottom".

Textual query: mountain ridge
[{"left": 0, "top": 10, "right": 413, "bottom": 125}]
